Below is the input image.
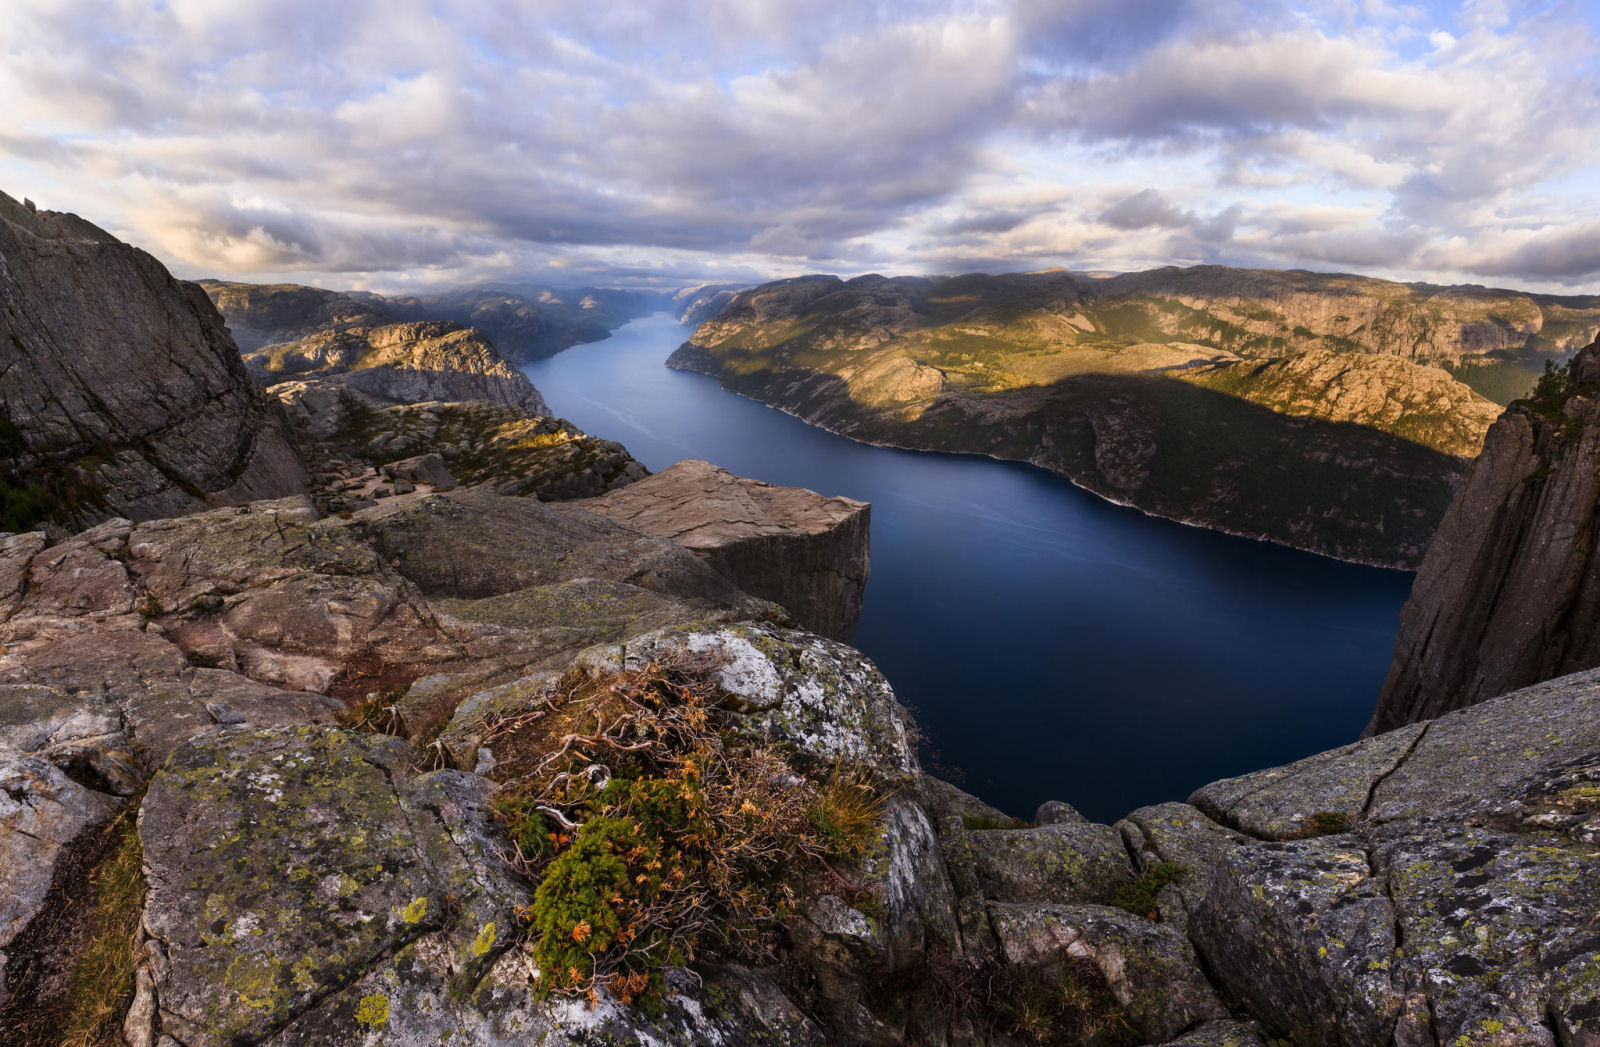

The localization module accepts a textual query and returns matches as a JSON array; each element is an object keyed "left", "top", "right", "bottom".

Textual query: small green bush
[
  {"left": 1110, "top": 861, "right": 1185, "bottom": 920},
  {"left": 490, "top": 654, "right": 886, "bottom": 1005}
]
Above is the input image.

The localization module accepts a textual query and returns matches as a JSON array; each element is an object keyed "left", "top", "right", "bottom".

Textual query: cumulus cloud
[{"left": 0, "top": 0, "right": 1596, "bottom": 291}]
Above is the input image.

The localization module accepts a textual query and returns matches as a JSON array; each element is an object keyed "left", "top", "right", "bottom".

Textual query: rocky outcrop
[
  {"left": 669, "top": 269, "right": 1523, "bottom": 567},
  {"left": 0, "top": 192, "right": 306, "bottom": 530},
  {"left": 8, "top": 475, "right": 1600, "bottom": 1044},
  {"left": 240, "top": 319, "right": 549, "bottom": 414},
  {"left": 576, "top": 459, "right": 870, "bottom": 640},
  {"left": 1372, "top": 338, "right": 1600, "bottom": 733},
  {"left": 1176, "top": 667, "right": 1600, "bottom": 1045},
  {"left": 203, "top": 280, "right": 549, "bottom": 415},
  {"left": 270, "top": 382, "right": 646, "bottom": 513}
]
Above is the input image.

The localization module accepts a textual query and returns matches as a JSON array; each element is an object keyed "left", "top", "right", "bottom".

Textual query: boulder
[
  {"left": 1189, "top": 834, "right": 1401, "bottom": 1046},
  {"left": 987, "top": 901, "right": 1226, "bottom": 1043},
  {"left": 967, "top": 821, "right": 1132, "bottom": 905},
  {"left": 576, "top": 459, "right": 870, "bottom": 640}
]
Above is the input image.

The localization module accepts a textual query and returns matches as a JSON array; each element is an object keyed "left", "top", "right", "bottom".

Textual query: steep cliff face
[
  {"left": 1371, "top": 338, "right": 1600, "bottom": 733},
  {"left": 0, "top": 192, "right": 306, "bottom": 530},
  {"left": 576, "top": 459, "right": 871, "bottom": 640}
]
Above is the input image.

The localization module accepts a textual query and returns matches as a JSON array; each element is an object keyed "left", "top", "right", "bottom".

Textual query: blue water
[{"left": 525, "top": 313, "right": 1415, "bottom": 823}]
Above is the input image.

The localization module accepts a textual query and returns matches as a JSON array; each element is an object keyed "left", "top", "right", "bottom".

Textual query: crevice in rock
[
  {"left": 1361, "top": 720, "right": 1432, "bottom": 821},
  {"left": 0, "top": 795, "right": 134, "bottom": 1047}
]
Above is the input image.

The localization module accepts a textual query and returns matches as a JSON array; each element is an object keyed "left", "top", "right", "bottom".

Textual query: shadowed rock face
[
  {"left": 575, "top": 459, "right": 870, "bottom": 640},
  {"left": 0, "top": 191, "right": 307, "bottom": 528},
  {"left": 1371, "top": 337, "right": 1600, "bottom": 733}
]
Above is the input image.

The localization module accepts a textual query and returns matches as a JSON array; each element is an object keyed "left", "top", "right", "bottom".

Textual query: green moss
[{"left": 1109, "top": 862, "right": 1186, "bottom": 920}]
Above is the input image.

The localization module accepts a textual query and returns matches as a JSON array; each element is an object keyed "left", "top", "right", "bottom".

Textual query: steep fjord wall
[{"left": 1372, "top": 338, "right": 1600, "bottom": 733}]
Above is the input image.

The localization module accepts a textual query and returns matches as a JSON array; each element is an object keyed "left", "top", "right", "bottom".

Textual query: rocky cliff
[
  {"left": 1371, "top": 337, "right": 1600, "bottom": 733},
  {"left": 204, "top": 281, "right": 548, "bottom": 413},
  {"left": 9, "top": 197, "right": 1600, "bottom": 1046},
  {"left": 577, "top": 459, "right": 871, "bottom": 640},
  {"left": 5, "top": 489, "right": 1598, "bottom": 1046},
  {"left": 0, "top": 193, "right": 307, "bottom": 531}
]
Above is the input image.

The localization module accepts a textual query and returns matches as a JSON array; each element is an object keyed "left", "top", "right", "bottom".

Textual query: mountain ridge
[{"left": 668, "top": 266, "right": 1563, "bottom": 567}]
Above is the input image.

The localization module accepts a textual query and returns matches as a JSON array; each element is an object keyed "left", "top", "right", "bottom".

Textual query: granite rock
[{"left": 577, "top": 459, "right": 870, "bottom": 640}]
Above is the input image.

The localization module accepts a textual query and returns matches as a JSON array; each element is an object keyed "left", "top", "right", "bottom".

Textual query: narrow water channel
[{"left": 525, "top": 313, "right": 1415, "bottom": 822}]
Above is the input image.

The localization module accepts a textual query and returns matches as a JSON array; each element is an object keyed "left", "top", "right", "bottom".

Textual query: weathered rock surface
[
  {"left": 8, "top": 475, "right": 1600, "bottom": 1045},
  {"left": 967, "top": 821, "right": 1133, "bottom": 905},
  {"left": 0, "top": 191, "right": 306, "bottom": 530},
  {"left": 1373, "top": 337, "right": 1600, "bottom": 731},
  {"left": 669, "top": 269, "right": 1523, "bottom": 567},
  {"left": 1179, "top": 669, "right": 1600, "bottom": 1045},
  {"left": 577, "top": 459, "right": 870, "bottom": 639},
  {"left": 987, "top": 902, "right": 1226, "bottom": 1042}
]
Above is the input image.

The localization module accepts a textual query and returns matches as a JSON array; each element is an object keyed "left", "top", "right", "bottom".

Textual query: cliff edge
[{"left": 1372, "top": 337, "right": 1600, "bottom": 733}]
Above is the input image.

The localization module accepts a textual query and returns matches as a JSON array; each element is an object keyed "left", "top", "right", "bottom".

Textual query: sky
[{"left": 2, "top": 0, "right": 1598, "bottom": 294}]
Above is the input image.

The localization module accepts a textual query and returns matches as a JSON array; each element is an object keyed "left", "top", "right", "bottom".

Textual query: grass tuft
[{"left": 57, "top": 803, "right": 147, "bottom": 1047}]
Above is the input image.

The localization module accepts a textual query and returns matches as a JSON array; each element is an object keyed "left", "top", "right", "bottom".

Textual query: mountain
[
  {"left": 377, "top": 284, "right": 670, "bottom": 362},
  {"left": 671, "top": 283, "right": 748, "bottom": 326},
  {"left": 203, "top": 281, "right": 547, "bottom": 411},
  {"left": 668, "top": 268, "right": 1559, "bottom": 566},
  {"left": 1371, "top": 337, "right": 1600, "bottom": 733},
  {"left": 0, "top": 193, "right": 306, "bottom": 533}
]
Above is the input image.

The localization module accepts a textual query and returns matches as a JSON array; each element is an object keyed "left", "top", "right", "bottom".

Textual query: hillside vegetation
[{"left": 671, "top": 267, "right": 1596, "bottom": 566}]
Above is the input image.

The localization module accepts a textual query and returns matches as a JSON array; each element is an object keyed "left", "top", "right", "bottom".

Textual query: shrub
[{"left": 489, "top": 651, "right": 885, "bottom": 1004}]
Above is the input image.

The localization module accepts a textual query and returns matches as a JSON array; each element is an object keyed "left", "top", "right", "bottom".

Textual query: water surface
[{"left": 525, "top": 313, "right": 1414, "bottom": 823}]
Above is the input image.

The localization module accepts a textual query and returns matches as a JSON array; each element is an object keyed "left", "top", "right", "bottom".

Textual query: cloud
[
  {"left": 0, "top": 0, "right": 1595, "bottom": 292},
  {"left": 1098, "top": 188, "right": 1190, "bottom": 230}
]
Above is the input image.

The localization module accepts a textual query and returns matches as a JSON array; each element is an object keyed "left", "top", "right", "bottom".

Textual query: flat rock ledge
[{"left": 576, "top": 459, "right": 870, "bottom": 640}]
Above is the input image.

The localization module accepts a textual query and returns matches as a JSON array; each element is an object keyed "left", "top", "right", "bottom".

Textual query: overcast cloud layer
[{"left": 2, "top": 0, "right": 1597, "bottom": 292}]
